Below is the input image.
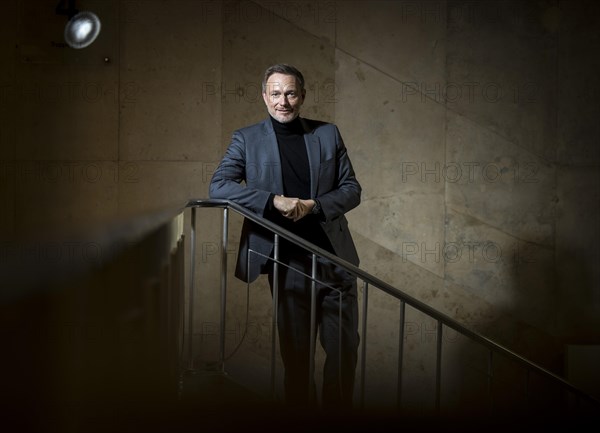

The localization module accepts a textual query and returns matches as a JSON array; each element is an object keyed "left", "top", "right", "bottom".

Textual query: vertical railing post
[
  {"left": 359, "top": 281, "right": 369, "bottom": 409},
  {"left": 219, "top": 207, "right": 229, "bottom": 372},
  {"left": 308, "top": 253, "right": 318, "bottom": 404},
  {"left": 397, "top": 300, "right": 406, "bottom": 409},
  {"left": 488, "top": 350, "right": 494, "bottom": 414},
  {"left": 525, "top": 369, "right": 531, "bottom": 408},
  {"left": 187, "top": 206, "right": 196, "bottom": 371},
  {"left": 270, "top": 234, "right": 280, "bottom": 399},
  {"left": 179, "top": 202, "right": 600, "bottom": 415},
  {"left": 435, "top": 319, "right": 443, "bottom": 413}
]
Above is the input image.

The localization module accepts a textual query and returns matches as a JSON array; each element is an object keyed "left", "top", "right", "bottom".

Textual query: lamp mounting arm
[{"left": 55, "top": 0, "right": 78, "bottom": 19}]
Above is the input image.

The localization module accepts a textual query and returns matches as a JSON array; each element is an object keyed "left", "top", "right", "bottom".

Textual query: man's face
[{"left": 262, "top": 73, "right": 305, "bottom": 123}]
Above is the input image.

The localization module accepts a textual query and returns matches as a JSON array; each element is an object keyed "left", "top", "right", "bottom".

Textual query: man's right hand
[{"left": 273, "top": 195, "right": 315, "bottom": 222}]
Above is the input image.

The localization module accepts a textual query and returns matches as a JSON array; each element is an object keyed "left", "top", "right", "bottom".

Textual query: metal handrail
[{"left": 186, "top": 198, "right": 600, "bottom": 410}]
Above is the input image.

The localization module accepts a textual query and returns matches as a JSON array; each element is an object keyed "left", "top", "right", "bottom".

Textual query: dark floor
[
  {"left": 93, "top": 371, "right": 600, "bottom": 433},
  {"left": 8, "top": 369, "right": 599, "bottom": 433}
]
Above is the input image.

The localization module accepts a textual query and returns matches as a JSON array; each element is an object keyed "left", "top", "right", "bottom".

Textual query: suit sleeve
[
  {"left": 209, "top": 130, "right": 273, "bottom": 215},
  {"left": 317, "top": 126, "right": 362, "bottom": 222}
]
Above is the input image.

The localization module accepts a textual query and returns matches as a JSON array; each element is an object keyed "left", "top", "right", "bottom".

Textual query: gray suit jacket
[{"left": 209, "top": 117, "right": 361, "bottom": 282}]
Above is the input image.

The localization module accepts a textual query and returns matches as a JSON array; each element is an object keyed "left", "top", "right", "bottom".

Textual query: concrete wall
[{"left": 2, "top": 0, "right": 599, "bottom": 412}]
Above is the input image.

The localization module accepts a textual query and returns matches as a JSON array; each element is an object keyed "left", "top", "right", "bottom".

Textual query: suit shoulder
[
  {"left": 301, "top": 118, "right": 338, "bottom": 134},
  {"left": 234, "top": 119, "right": 269, "bottom": 136}
]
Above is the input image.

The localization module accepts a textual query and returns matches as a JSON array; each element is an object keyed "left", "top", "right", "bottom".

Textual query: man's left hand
[{"left": 273, "top": 195, "right": 315, "bottom": 221}]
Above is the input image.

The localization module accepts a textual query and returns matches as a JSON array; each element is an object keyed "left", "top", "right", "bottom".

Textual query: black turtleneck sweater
[
  {"left": 272, "top": 116, "right": 310, "bottom": 198},
  {"left": 267, "top": 116, "right": 333, "bottom": 255}
]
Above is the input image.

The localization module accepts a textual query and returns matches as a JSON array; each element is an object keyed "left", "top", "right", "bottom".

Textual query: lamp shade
[{"left": 64, "top": 11, "right": 101, "bottom": 49}]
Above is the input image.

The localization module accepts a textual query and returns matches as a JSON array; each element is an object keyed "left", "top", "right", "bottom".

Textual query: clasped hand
[{"left": 273, "top": 195, "right": 315, "bottom": 222}]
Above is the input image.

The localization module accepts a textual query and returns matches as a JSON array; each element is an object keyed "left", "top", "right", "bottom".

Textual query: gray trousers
[{"left": 267, "top": 251, "right": 359, "bottom": 409}]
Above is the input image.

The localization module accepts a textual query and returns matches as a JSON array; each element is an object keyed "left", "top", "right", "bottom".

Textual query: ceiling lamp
[{"left": 56, "top": 0, "right": 101, "bottom": 49}]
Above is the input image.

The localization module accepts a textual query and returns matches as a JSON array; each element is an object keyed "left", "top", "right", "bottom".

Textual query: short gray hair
[{"left": 262, "top": 64, "right": 305, "bottom": 93}]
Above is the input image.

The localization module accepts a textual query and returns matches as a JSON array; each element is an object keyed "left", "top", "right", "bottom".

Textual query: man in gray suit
[{"left": 209, "top": 64, "right": 361, "bottom": 410}]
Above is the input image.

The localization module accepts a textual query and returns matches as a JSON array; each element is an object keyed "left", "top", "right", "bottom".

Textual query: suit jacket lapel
[
  {"left": 301, "top": 118, "right": 321, "bottom": 198},
  {"left": 261, "top": 119, "right": 284, "bottom": 195}
]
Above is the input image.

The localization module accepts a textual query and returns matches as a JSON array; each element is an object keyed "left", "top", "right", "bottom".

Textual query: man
[{"left": 209, "top": 64, "right": 361, "bottom": 409}]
